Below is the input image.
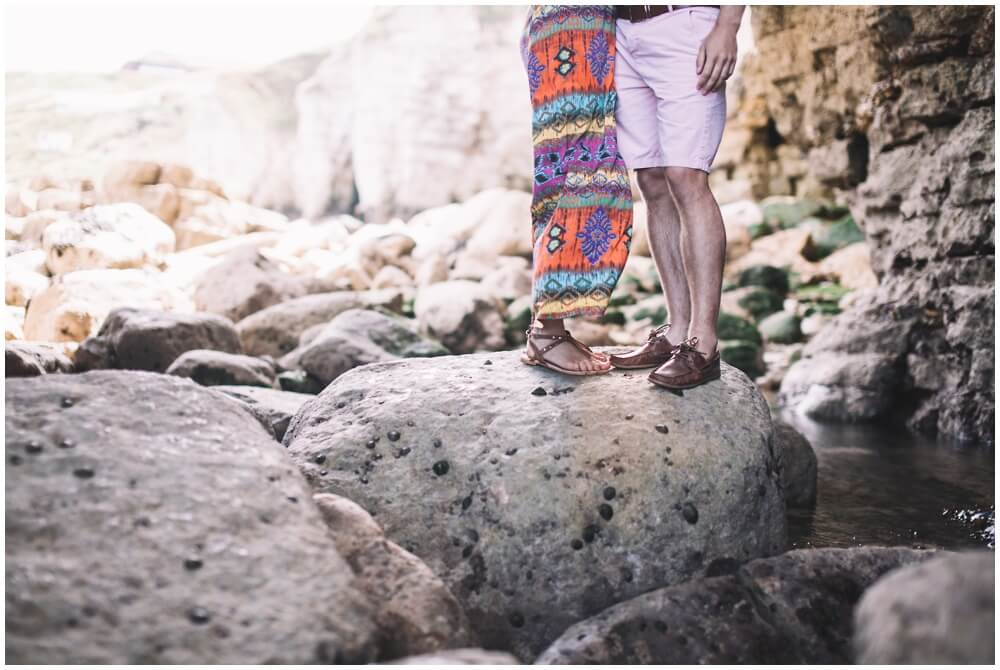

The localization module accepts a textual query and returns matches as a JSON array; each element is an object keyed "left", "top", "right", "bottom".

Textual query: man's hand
[{"left": 696, "top": 6, "right": 744, "bottom": 95}]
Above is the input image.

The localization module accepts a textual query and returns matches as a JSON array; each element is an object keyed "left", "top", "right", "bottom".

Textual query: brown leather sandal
[{"left": 520, "top": 328, "right": 612, "bottom": 376}]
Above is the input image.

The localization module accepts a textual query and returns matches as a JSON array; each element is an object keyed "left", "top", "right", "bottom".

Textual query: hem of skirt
[{"left": 533, "top": 304, "right": 610, "bottom": 321}]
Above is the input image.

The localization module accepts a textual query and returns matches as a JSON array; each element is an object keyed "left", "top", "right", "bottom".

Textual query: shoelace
[
  {"left": 673, "top": 336, "right": 705, "bottom": 361},
  {"left": 648, "top": 322, "right": 672, "bottom": 342}
]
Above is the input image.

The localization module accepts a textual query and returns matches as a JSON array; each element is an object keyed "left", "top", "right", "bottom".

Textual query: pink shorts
[{"left": 614, "top": 6, "right": 727, "bottom": 173}]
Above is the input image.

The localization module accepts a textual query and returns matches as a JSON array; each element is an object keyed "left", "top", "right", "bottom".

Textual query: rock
[
  {"left": 193, "top": 247, "right": 307, "bottom": 322},
  {"left": 478, "top": 260, "right": 532, "bottom": 304},
  {"left": 413, "top": 280, "right": 506, "bottom": 354},
  {"left": 717, "top": 312, "right": 763, "bottom": 347},
  {"left": 806, "top": 214, "right": 865, "bottom": 261},
  {"left": 722, "top": 286, "right": 784, "bottom": 322},
  {"left": 720, "top": 199, "right": 762, "bottom": 259},
  {"left": 282, "top": 349, "right": 786, "bottom": 659},
  {"left": 392, "top": 648, "right": 520, "bottom": 665},
  {"left": 772, "top": 421, "right": 817, "bottom": 507},
  {"left": 780, "top": 351, "right": 899, "bottom": 422},
  {"left": 166, "top": 349, "right": 277, "bottom": 388},
  {"left": 18, "top": 210, "right": 69, "bottom": 247},
  {"left": 719, "top": 340, "right": 765, "bottom": 379},
  {"left": 235, "top": 289, "right": 404, "bottom": 358},
  {"left": 461, "top": 189, "right": 533, "bottom": 259},
  {"left": 6, "top": 306, "right": 25, "bottom": 341},
  {"left": 174, "top": 198, "right": 288, "bottom": 250},
  {"left": 726, "top": 227, "right": 818, "bottom": 279},
  {"left": 74, "top": 307, "right": 242, "bottom": 373},
  {"left": 372, "top": 264, "right": 414, "bottom": 290},
  {"left": 537, "top": 547, "right": 934, "bottom": 664},
  {"left": 6, "top": 185, "right": 38, "bottom": 216},
  {"left": 815, "top": 242, "right": 878, "bottom": 291},
  {"left": 5, "top": 370, "right": 377, "bottom": 663},
  {"left": 280, "top": 309, "right": 447, "bottom": 386},
  {"left": 758, "top": 311, "right": 803, "bottom": 344},
  {"left": 6, "top": 254, "right": 50, "bottom": 306},
  {"left": 22, "top": 268, "right": 193, "bottom": 342},
  {"left": 101, "top": 160, "right": 161, "bottom": 199},
  {"left": 760, "top": 197, "right": 823, "bottom": 229},
  {"left": 738, "top": 265, "right": 790, "bottom": 295},
  {"left": 35, "top": 187, "right": 93, "bottom": 212},
  {"left": 42, "top": 204, "right": 175, "bottom": 275},
  {"left": 211, "top": 385, "right": 313, "bottom": 441},
  {"left": 853, "top": 551, "right": 995, "bottom": 664},
  {"left": 6, "top": 341, "right": 74, "bottom": 377},
  {"left": 413, "top": 253, "right": 451, "bottom": 287},
  {"left": 313, "top": 493, "right": 473, "bottom": 659}
]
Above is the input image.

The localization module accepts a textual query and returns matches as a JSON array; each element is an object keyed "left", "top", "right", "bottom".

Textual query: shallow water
[{"left": 776, "top": 408, "right": 995, "bottom": 551}]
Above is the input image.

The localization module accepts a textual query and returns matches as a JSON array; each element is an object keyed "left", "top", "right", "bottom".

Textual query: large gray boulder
[
  {"left": 235, "top": 289, "right": 403, "bottom": 358},
  {"left": 5, "top": 371, "right": 377, "bottom": 663},
  {"left": 853, "top": 550, "right": 995, "bottom": 664},
  {"left": 537, "top": 547, "right": 935, "bottom": 664},
  {"left": 74, "top": 307, "right": 242, "bottom": 372},
  {"left": 282, "top": 350, "right": 787, "bottom": 659},
  {"left": 279, "top": 308, "right": 447, "bottom": 386}
]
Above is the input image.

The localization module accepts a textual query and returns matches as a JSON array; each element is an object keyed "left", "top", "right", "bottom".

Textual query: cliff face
[
  {"left": 731, "top": 6, "right": 995, "bottom": 444},
  {"left": 294, "top": 6, "right": 532, "bottom": 222}
]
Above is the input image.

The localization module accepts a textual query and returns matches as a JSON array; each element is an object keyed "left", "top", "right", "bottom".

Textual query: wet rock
[
  {"left": 314, "top": 493, "right": 473, "bottom": 659},
  {"left": 780, "top": 351, "right": 899, "bottom": 422},
  {"left": 537, "top": 547, "right": 934, "bottom": 664},
  {"left": 413, "top": 280, "right": 506, "bottom": 354},
  {"left": 282, "top": 349, "right": 786, "bottom": 659},
  {"left": 279, "top": 308, "right": 447, "bottom": 386},
  {"left": 853, "top": 550, "right": 995, "bottom": 664},
  {"left": 166, "top": 349, "right": 277, "bottom": 388},
  {"left": 74, "top": 307, "right": 242, "bottom": 373},
  {"left": 5, "top": 371, "right": 376, "bottom": 663},
  {"left": 772, "top": 421, "right": 817, "bottom": 508},
  {"left": 5, "top": 342, "right": 74, "bottom": 378},
  {"left": 211, "top": 385, "right": 313, "bottom": 441},
  {"left": 391, "top": 648, "right": 520, "bottom": 665},
  {"left": 235, "top": 289, "right": 403, "bottom": 358}
]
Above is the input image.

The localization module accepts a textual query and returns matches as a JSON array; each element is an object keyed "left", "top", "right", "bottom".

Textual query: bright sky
[{"left": 4, "top": 2, "right": 375, "bottom": 72}]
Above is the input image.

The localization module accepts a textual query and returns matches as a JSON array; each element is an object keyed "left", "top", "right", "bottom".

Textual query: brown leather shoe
[
  {"left": 648, "top": 336, "right": 721, "bottom": 390},
  {"left": 608, "top": 323, "right": 676, "bottom": 369}
]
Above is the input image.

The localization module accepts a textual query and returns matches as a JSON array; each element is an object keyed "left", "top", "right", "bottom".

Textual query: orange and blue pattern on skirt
[{"left": 522, "top": 5, "right": 633, "bottom": 320}]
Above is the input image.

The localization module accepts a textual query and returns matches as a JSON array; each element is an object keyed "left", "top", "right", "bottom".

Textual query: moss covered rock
[
  {"left": 720, "top": 339, "right": 765, "bottom": 378},
  {"left": 718, "top": 312, "right": 763, "bottom": 346},
  {"left": 758, "top": 311, "right": 803, "bottom": 344},
  {"left": 738, "top": 265, "right": 791, "bottom": 295},
  {"left": 806, "top": 214, "right": 865, "bottom": 260},
  {"left": 737, "top": 287, "right": 785, "bottom": 321}
]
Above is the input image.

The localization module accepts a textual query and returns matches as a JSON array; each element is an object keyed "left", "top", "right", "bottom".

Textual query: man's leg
[
  {"left": 635, "top": 168, "right": 690, "bottom": 338},
  {"left": 664, "top": 167, "right": 726, "bottom": 355}
]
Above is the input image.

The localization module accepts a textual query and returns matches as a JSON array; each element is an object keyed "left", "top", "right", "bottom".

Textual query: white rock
[
  {"left": 413, "top": 280, "right": 506, "bottom": 353},
  {"left": 371, "top": 264, "right": 414, "bottom": 290},
  {"left": 6, "top": 305, "right": 25, "bottom": 340},
  {"left": 23, "top": 268, "right": 193, "bottom": 342},
  {"left": 462, "top": 189, "right": 533, "bottom": 259},
  {"left": 43, "top": 204, "right": 175, "bottom": 275}
]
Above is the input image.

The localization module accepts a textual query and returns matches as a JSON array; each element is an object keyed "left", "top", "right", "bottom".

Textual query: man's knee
[
  {"left": 664, "top": 167, "right": 709, "bottom": 206},
  {"left": 635, "top": 168, "right": 671, "bottom": 202}
]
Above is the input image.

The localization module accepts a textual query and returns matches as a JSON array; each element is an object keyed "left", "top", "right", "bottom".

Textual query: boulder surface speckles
[
  {"left": 5, "top": 371, "right": 376, "bottom": 664},
  {"left": 283, "top": 349, "right": 786, "bottom": 659},
  {"left": 537, "top": 547, "right": 935, "bottom": 664},
  {"left": 853, "top": 550, "right": 995, "bottom": 664}
]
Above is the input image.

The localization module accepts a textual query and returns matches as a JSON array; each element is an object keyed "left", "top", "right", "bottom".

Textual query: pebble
[
  {"left": 599, "top": 503, "right": 614, "bottom": 521},
  {"left": 184, "top": 558, "right": 203, "bottom": 571},
  {"left": 432, "top": 460, "right": 450, "bottom": 476},
  {"left": 531, "top": 387, "right": 547, "bottom": 396},
  {"left": 73, "top": 467, "right": 95, "bottom": 479},
  {"left": 603, "top": 486, "right": 616, "bottom": 501},
  {"left": 570, "top": 539, "right": 584, "bottom": 550},
  {"left": 187, "top": 607, "right": 211, "bottom": 624},
  {"left": 655, "top": 424, "right": 669, "bottom": 434},
  {"left": 25, "top": 441, "right": 43, "bottom": 454},
  {"left": 681, "top": 502, "right": 699, "bottom": 524},
  {"left": 387, "top": 430, "right": 401, "bottom": 442}
]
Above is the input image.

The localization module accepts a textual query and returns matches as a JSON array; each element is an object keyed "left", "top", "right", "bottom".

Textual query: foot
[
  {"left": 647, "top": 336, "right": 721, "bottom": 389},
  {"left": 523, "top": 327, "right": 612, "bottom": 375},
  {"left": 608, "top": 323, "right": 677, "bottom": 369}
]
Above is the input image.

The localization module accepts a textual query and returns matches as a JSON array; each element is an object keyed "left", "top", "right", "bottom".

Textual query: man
[{"left": 608, "top": 4, "right": 744, "bottom": 389}]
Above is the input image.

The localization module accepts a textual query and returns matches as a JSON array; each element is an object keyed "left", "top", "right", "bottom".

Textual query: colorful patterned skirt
[{"left": 521, "top": 5, "right": 633, "bottom": 320}]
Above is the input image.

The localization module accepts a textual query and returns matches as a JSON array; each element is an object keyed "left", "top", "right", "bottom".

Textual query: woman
[{"left": 520, "top": 5, "right": 633, "bottom": 376}]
